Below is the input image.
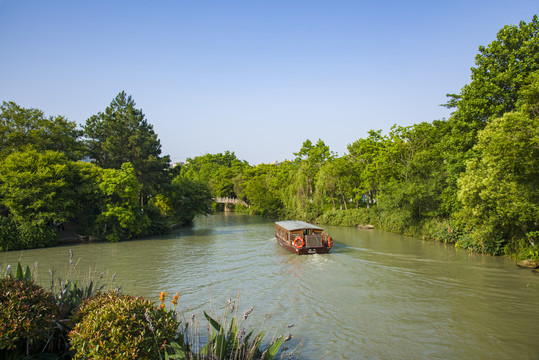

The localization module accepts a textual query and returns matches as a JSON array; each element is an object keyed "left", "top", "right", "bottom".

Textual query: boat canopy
[{"left": 275, "top": 220, "right": 323, "bottom": 232}]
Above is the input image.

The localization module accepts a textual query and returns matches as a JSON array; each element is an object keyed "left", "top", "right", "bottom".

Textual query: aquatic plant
[{"left": 168, "top": 296, "right": 298, "bottom": 360}]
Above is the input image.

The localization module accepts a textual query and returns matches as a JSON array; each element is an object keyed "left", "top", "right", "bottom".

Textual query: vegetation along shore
[{"left": 1, "top": 16, "right": 538, "bottom": 267}]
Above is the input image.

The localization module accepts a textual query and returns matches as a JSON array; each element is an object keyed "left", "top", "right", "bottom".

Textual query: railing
[{"left": 214, "top": 197, "right": 249, "bottom": 207}]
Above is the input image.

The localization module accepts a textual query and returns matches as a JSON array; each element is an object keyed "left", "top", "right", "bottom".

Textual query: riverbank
[{"left": 316, "top": 208, "right": 539, "bottom": 265}]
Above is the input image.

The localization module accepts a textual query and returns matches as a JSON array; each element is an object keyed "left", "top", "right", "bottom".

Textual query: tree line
[
  {"left": 0, "top": 92, "right": 213, "bottom": 250},
  {"left": 179, "top": 16, "right": 539, "bottom": 260},
  {"left": 1, "top": 16, "right": 538, "bottom": 261}
]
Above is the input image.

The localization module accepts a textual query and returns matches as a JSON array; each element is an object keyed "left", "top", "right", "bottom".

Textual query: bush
[
  {"left": 0, "top": 277, "right": 57, "bottom": 354},
  {"left": 69, "top": 291, "right": 179, "bottom": 359},
  {"left": 0, "top": 217, "right": 57, "bottom": 251}
]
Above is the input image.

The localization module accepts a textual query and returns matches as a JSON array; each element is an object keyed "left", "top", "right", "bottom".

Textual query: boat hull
[{"left": 275, "top": 234, "right": 331, "bottom": 255}]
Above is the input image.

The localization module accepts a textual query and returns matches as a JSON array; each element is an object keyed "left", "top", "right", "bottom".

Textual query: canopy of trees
[
  {"left": 0, "top": 93, "right": 212, "bottom": 250},
  {"left": 178, "top": 15, "right": 539, "bottom": 260},
  {"left": 1, "top": 16, "right": 538, "bottom": 261}
]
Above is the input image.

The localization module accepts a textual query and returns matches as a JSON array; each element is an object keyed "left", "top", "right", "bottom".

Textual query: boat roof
[{"left": 275, "top": 220, "right": 323, "bottom": 231}]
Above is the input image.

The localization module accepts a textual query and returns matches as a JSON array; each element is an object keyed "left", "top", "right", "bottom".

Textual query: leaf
[
  {"left": 264, "top": 336, "right": 284, "bottom": 360},
  {"left": 16, "top": 262, "right": 23, "bottom": 280},
  {"left": 165, "top": 341, "right": 188, "bottom": 360},
  {"left": 226, "top": 317, "right": 238, "bottom": 350},
  {"left": 215, "top": 328, "right": 227, "bottom": 360},
  {"left": 25, "top": 265, "right": 32, "bottom": 281},
  {"left": 203, "top": 311, "right": 222, "bottom": 332}
]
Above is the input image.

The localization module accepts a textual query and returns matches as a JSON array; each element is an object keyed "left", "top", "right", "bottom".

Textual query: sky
[{"left": 1, "top": 1, "right": 538, "bottom": 165}]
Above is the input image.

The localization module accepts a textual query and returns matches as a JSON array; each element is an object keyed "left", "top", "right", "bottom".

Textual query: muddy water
[{"left": 2, "top": 213, "right": 539, "bottom": 359}]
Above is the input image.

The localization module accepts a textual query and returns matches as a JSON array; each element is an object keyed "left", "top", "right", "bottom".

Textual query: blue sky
[{"left": 1, "top": 1, "right": 538, "bottom": 164}]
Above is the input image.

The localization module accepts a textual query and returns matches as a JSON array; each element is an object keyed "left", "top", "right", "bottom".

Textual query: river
[{"left": 2, "top": 213, "right": 539, "bottom": 359}]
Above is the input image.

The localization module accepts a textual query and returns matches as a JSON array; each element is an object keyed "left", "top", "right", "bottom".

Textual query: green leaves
[
  {"left": 83, "top": 91, "right": 170, "bottom": 205},
  {"left": 200, "top": 310, "right": 284, "bottom": 360},
  {"left": 0, "top": 148, "right": 75, "bottom": 227},
  {"left": 457, "top": 109, "right": 539, "bottom": 254},
  {"left": 0, "top": 101, "right": 82, "bottom": 161}
]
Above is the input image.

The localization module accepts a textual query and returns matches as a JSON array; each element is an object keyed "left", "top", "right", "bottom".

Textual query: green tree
[
  {"left": 153, "top": 175, "right": 213, "bottom": 226},
  {"left": 180, "top": 151, "right": 248, "bottom": 198},
  {"left": 239, "top": 163, "right": 285, "bottom": 217},
  {"left": 0, "top": 148, "right": 75, "bottom": 227},
  {"left": 441, "top": 15, "right": 539, "bottom": 213},
  {"left": 347, "top": 130, "right": 389, "bottom": 208},
  {"left": 96, "top": 163, "right": 150, "bottom": 242},
  {"left": 456, "top": 109, "right": 539, "bottom": 254},
  {"left": 379, "top": 122, "right": 448, "bottom": 220},
  {"left": 0, "top": 101, "right": 82, "bottom": 160},
  {"left": 84, "top": 92, "right": 170, "bottom": 205},
  {"left": 315, "top": 156, "right": 360, "bottom": 211},
  {"left": 293, "top": 139, "right": 333, "bottom": 197}
]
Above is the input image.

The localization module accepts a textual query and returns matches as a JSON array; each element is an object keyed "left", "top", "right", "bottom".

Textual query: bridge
[{"left": 214, "top": 197, "right": 249, "bottom": 211}]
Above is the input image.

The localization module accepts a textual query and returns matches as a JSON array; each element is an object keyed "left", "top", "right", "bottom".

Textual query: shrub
[
  {"left": 69, "top": 291, "right": 179, "bottom": 359},
  {"left": 0, "top": 217, "right": 57, "bottom": 251},
  {"left": 0, "top": 277, "right": 57, "bottom": 354}
]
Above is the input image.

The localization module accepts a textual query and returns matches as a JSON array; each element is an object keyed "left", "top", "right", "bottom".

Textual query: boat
[{"left": 275, "top": 220, "right": 333, "bottom": 255}]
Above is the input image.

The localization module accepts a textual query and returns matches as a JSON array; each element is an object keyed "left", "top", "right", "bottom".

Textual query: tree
[
  {"left": 441, "top": 15, "right": 539, "bottom": 214},
  {"left": 457, "top": 109, "right": 539, "bottom": 254},
  {"left": 447, "top": 15, "right": 539, "bottom": 133},
  {"left": 0, "top": 148, "right": 76, "bottom": 227},
  {"left": 378, "top": 122, "right": 448, "bottom": 220},
  {"left": 347, "top": 130, "right": 389, "bottom": 208},
  {"left": 153, "top": 175, "right": 213, "bottom": 226},
  {"left": 239, "top": 164, "right": 285, "bottom": 217},
  {"left": 84, "top": 92, "right": 170, "bottom": 205},
  {"left": 315, "top": 157, "right": 359, "bottom": 211},
  {"left": 293, "top": 139, "right": 333, "bottom": 199},
  {"left": 179, "top": 151, "right": 248, "bottom": 198},
  {"left": 96, "top": 163, "right": 150, "bottom": 242},
  {"left": 0, "top": 101, "right": 82, "bottom": 160}
]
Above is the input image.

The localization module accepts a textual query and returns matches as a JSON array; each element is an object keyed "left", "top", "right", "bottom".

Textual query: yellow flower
[
  {"left": 159, "top": 291, "right": 167, "bottom": 303},
  {"left": 171, "top": 292, "right": 180, "bottom": 306},
  {"left": 159, "top": 303, "right": 166, "bottom": 310}
]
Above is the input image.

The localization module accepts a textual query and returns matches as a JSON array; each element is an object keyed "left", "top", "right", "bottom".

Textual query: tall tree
[
  {"left": 84, "top": 92, "right": 170, "bottom": 205},
  {"left": 441, "top": 15, "right": 539, "bottom": 213},
  {"left": 0, "top": 101, "right": 82, "bottom": 160},
  {"left": 97, "top": 163, "right": 150, "bottom": 242},
  {"left": 293, "top": 139, "right": 333, "bottom": 197},
  {"left": 457, "top": 110, "right": 539, "bottom": 254}
]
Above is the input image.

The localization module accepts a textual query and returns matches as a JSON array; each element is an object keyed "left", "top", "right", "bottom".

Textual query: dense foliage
[
  {"left": 0, "top": 263, "right": 291, "bottom": 359},
  {"left": 0, "top": 276, "right": 57, "bottom": 354},
  {"left": 0, "top": 93, "right": 213, "bottom": 249},
  {"left": 1, "top": 16, "right": 538, "bottom": 261},
  {"left": 178, "top": 16, "right": 539, "bottom": 260},
  {"left": 69, "top": 291, "right": 178, "bottom": 359}
]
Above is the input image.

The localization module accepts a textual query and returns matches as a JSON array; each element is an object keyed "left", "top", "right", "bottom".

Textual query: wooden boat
[{"left": 275, "top": 220, "right": 333, "bottom": 255}]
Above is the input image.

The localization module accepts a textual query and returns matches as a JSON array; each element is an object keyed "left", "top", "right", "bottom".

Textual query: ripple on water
[{"left": 2, "top": 214, "right": 539, "bottom": 360}]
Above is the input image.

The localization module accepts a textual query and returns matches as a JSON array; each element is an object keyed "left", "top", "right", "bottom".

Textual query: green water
[{"left": 2, "top": 213, "right": 539, "bottom": 359}]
